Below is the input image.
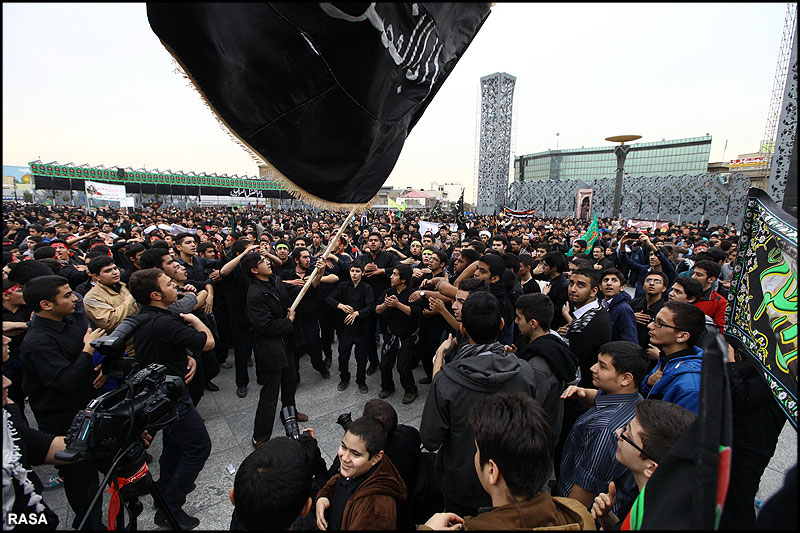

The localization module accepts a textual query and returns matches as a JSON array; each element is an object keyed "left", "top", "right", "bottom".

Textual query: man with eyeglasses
[
  {"left": 642, "top": 300, "right": 707, "bottom": 414},
  {"left": 590, "top": 399, "right": 696, "bottom": 529},
  {"left": 629, "top": 271, "right": 668, "bottom": 351}
]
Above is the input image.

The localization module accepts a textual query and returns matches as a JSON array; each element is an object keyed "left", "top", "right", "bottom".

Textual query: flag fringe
[{"left": 162, "top": 40, "right": 371, "bottom": 213}]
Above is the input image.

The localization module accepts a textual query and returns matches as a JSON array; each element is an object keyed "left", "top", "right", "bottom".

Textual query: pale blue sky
[{"left": 2, "top": 3, "right": 790, "bottom": 202}]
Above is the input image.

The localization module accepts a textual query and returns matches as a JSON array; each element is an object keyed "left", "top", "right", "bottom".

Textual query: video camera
[
  {"left": 89, "top": 314, "right": 152, "bottom": 378},
  {"left": 55, "top": 364, "right": 183, "bottom": 464}
]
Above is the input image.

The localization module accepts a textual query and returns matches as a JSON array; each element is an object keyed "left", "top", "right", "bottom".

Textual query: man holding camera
[
  {"left": 128, "top": 268, "right": 213, "bottom": 530},
  {"left": 19, "top": 275, "right": 107, "bottom": 529}
]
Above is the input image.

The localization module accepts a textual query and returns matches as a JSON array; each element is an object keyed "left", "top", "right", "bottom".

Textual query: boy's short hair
[
  {"left": 459, "top": 248, "right": 480, "bottom": 265},
  {"left": 32, "top": 246, "right": 57, "bottom": 260},
  {"left": 234, "top": 437, "right": 313, "bottom": 530},
  {"left": 139, "top": 248, "right": 171, "bottom": 270},
  {"left": 23, "top": 275, "right": 70, "bottom": 313},
  {"left": 7, "top": 260, "right": 55, "bottom": 285},
  {"left": 671, "top": 277, "right": 703, "bottom": 302},
  {"left": 599, "top": 341, "right": 650, "bottom": 388},
  {"left": 88, "top": 255, "right": 115, "bottom": 275},
  {"left": 393, "top": 264, "right": 412, "bottom": 283},
  {"left": 461, "top": 291, "right": 502, "bottom": 344},
  {"left": 663, "top": 300, "right": 707, "bottom": 346},
  {"left": 458, "top": 277, "right": 489, "bottom": 294},
  {"left": 694, "top": 260, "right": 721, "bottom": 280},
  {"left": 515, "top": 293, "right": 553, "bottom": 331},
  {"left": 469, "top": 392, "right": 555, "bottom": 499},
  {"left": 174, "top": 232, "right": 195, "bottom": 247},
  {"left": 346, "top": 416, "right": 387, "bottom": 459},
  {"left": 571, "top": 268, "right": 601, "bottom": 289},
  {"left": 601, "top": 268, "right": 627, "bottom": 286},
  {"left": 542, "top": 251, "right": 567, "bottom": 273},
  {"left": 239, "top": 251, "right": 263, "bottom": 277},
  {"left": 635, "top": 400, "right": 696, "bottom": 463},
  {"left": 362, "top": 399, "right": 398, "bottom": 437},
  {"left": 128, "top": 268, "right": 164, "bottom": 306},
  {"left": 568, "top": 257, "right": 592, "bottom": 269},
  {"left": 478, "top": 253, "right": 505, "bottom": 279}
]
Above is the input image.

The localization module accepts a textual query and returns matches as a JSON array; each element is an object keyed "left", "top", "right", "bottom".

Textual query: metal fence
[{"left": 508, "top": 172, "right": 752, "bottom": 226}]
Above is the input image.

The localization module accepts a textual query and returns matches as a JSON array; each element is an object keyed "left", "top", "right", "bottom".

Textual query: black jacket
[
  {"left": 547, "top": 274, "right": 570, "bottom": 330},
  {"left": 246, "top": 276, "right": 295, "bottom": 373},
  {"left": 420, "top": 348, "right": 537, "bottom": 509}
]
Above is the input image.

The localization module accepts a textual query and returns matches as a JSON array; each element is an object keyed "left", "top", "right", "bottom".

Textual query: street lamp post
[{"left": 605, "top": 135, "right": 641, "bottom": 218}]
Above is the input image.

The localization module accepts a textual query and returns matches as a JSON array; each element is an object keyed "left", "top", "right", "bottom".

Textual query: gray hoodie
[{"left": 420, "top": 347, "right": 537, "bottom": 509}]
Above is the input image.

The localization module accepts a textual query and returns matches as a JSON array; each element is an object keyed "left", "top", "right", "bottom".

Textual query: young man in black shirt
[
  {"left": 19, "top": 275, "right": 107, "bottom": 529},
  {"left": 129, "top": 268, "right": 213, "bottom": 530},
  {"left": 219, "top": 240, "right": 261, "bottom": 397},
  {"left": 374, "top": 264, "right": 423, "bottom": 404},
  {"left": 362, "top": 232, "right": 399, "bottom": 374},
  {"left": 629, "top": 271, "right": 668, "bottom": 350},
  {"left": 325, "top": 261, "right": 375, "bottom": 394},
  {"left": 280, "top": 247, "right": 334, "bottom": 380}
]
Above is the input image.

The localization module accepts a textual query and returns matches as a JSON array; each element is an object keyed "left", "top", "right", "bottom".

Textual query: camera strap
[{"left": 106, "top": 461, "right": 149, "bottom": 530}]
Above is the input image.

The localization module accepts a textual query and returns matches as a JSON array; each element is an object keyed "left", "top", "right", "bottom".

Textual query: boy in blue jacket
[
  {"left": 641, "top": 300, "right": 707, "bottom": 414},
  {"left": 599, "top": 269, "right": 638, "bottom": 344}
]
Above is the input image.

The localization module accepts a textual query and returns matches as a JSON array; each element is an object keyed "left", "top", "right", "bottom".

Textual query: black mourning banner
[{"left": 146, "top": 3, "right": 491, "bottom": 207}]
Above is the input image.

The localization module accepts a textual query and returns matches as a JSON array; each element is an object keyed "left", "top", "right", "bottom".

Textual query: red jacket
[{"left": 694, "top": 289, "right": 727, "bottom": 332}]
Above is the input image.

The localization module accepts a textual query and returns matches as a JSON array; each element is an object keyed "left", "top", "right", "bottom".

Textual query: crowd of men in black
[{"left": 2, "top": 201, "right": 793, "bottom": 530}]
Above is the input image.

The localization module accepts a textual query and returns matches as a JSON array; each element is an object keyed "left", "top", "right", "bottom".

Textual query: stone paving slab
[{"left": 31, "top": 339, "right": 796, "bottom": 530}]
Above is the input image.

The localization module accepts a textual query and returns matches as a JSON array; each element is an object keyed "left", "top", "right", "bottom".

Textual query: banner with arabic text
[
  {"left": 85, "top": 180, "right": 127, "bottom": 202},
  {"left": 724, "top": 188, "right": 797, "bottom": 429}
]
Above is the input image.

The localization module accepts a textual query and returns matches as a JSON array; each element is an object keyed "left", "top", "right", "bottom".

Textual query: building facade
[
  {"left": 514, "top": 135, "right": 712, "bottom": 182},
  {"left": 476, "top": 72, "right": 516, "bottom": 215}
]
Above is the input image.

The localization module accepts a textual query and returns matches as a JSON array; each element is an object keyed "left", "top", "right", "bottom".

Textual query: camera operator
[
  {"left": 19, "top": 275, "right": 107, "bottom": 529},
  {"left": 127, "top": 268, "right": 213, "bottom": 530}
]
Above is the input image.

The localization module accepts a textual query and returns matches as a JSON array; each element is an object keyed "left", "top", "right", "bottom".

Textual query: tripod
[{"left": 78, "top": 440, "right": 181, "bottom": 530}]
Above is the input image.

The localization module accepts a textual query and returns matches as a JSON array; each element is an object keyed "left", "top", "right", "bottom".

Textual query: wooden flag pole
[{"left": 290, "top": 206, "right": 357, "bottom": 311}]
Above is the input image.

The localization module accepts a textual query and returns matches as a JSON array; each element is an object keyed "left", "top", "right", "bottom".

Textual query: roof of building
[{"left": 399, "top": 189, "right": 433, "bottom": 199}]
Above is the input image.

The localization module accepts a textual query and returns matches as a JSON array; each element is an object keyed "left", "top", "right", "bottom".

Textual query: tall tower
[{"left": 476, "top": 72, "right": 516, "bottom": 216}]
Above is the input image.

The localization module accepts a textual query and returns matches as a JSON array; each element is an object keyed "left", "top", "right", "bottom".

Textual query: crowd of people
[{"left": 2, "top": 200, "right": 792, "bottom": 530}]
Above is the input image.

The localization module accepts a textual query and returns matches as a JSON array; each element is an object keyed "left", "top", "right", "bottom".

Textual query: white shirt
[{"left": 573, "top": 299, "right": 601, "bottom": 320}]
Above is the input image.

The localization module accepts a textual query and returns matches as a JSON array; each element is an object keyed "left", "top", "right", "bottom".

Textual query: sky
[{"left": 2, "top": 3, "right": 790, "bottom": 204}]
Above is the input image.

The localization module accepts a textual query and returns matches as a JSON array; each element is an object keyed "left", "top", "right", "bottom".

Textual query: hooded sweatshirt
[
  {"left": 317, "top": 455, "right": 407, "bottom": 531},
  {"left": 603, "top": 291, "right": 638, "bottom": 344},
  {"left": 420, "top": 348, "right": 537, "bottom": 509},
  {"left": 517, "top": 334, "right": 578, "bottom": 438}
]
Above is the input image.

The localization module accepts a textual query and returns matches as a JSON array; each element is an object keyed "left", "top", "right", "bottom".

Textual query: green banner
[
  {"left": 724, "top": 188, "right": 797, "bottom": 429},
  {"left": 566, "top": 212, "right": 599, "bottom": 257}
]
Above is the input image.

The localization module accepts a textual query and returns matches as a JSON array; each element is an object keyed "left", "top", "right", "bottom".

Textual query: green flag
[
  {"left": 388, "top": 197, "right": 406, "bottom": 211},
  {"left": 567, "top": 212, "right": 599, "bottom": 257}
]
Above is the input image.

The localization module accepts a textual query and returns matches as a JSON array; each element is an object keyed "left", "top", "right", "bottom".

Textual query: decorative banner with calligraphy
[{"left": 724, "top": 188, "right": 798, "bottom": 429}]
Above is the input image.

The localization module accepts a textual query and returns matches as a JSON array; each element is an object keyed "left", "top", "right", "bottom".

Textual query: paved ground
[{"left": 34, "top": 341, "right": 797, "bottom": 530}]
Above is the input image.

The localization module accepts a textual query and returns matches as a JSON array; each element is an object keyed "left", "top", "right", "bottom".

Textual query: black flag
[{"left": 147, "top": 3, "right": 491, "bottom": 208}]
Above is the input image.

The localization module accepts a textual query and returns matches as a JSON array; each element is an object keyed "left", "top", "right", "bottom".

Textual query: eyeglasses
[
  {"left": 653, "top": 318, "right": 683, "bottom": 331},
  {"left": 618, "top": 423, "right": 654, "bottom": 461}
]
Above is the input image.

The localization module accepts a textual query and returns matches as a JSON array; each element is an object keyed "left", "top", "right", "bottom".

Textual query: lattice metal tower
[
  {"left": 475, "top": 72, "right": 516, "bottom": 216},
  {"left": 760, "top": 3, "right": 797, "bottom": 160}
]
